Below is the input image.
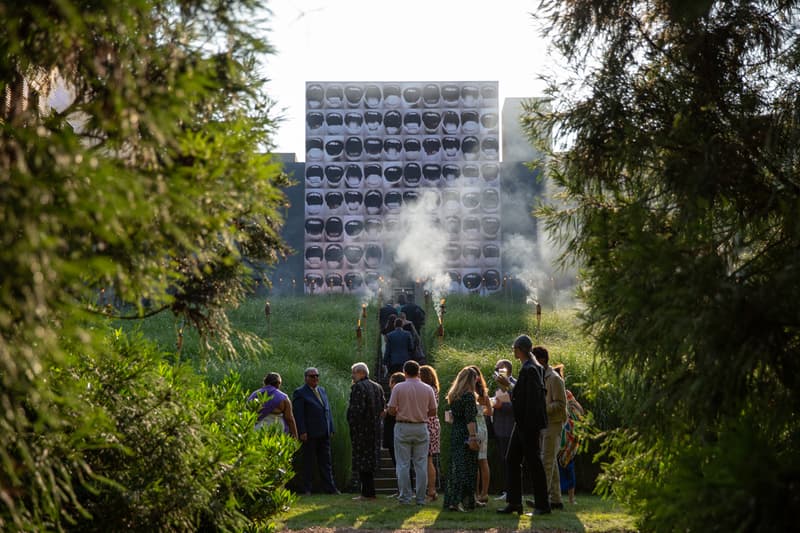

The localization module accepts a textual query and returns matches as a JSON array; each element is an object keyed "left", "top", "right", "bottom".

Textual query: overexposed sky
[{"left": 261, "top": 0, "right": 557, "bottom": 156}]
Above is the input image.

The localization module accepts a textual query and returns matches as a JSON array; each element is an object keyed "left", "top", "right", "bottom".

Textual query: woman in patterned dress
[
  {"left": 443, "top": 367, "right": 479, "bottom": 512},
  {"left": 468, "top": 365, "right": 493, "bottom": 505},
  {"left": 419, "top": 365, "right": 441, "bottom": 501}
]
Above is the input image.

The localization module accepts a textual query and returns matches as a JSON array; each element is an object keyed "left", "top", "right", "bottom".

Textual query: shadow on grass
[
  {"left": 279, "top": 494, "right": 612, "bottom": 532},
  {"left": 427, "top": 498, "right": 588, "bottom": 533}
]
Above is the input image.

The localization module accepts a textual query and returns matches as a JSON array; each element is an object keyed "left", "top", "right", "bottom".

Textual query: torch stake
[
  {"left": 437, "top": 298, "right": 446, "bottom": 344},
  {"left": 176, "top": 317, "right": 185, "bottom": 356},
  {"left": 536, "top": 302, "right": 542, "bottom": 341},
  {"left": 356, "top": 318, "right": 363, "bottom": 354},
  {"left": 264, "top": 300, "right": 271, "bottom": 337}
]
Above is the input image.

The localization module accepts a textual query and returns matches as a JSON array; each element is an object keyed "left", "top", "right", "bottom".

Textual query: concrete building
[{"left": 261, "top": 96, "right": 549, "bottom": 297}]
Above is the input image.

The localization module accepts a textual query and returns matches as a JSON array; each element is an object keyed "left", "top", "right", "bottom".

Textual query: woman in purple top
[{"left": 247, "top": 372, "right": 298, "bottom": 438}]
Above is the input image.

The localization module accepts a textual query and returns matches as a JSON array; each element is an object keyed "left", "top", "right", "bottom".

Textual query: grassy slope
[{"left": 130, "top": 293, "right": 635, "bottom": 531}]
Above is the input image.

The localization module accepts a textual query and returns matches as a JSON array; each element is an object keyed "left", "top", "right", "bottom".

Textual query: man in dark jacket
[
  {"left": 383, "top": 318, "right": 413, "bottom": 374},
  {"left": 379, "top": 300, "right": 398, "bottom": 331},
  {"left": 398, "top": 293, "right": 426, "bottom": 334},
  {"left": 293, "top": 367, "right": 340, "bottom": 495},
  {"left": 497, "top": 335, "right": 551, "bottom": 516},
  {"left": 347, "top": 362, "right": 386, "bottom": 500},
  {"left": 399, "top": 312, "right": 424, "bottom": 364}
]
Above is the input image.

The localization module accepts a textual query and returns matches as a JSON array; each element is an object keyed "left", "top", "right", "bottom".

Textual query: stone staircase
[{"left": 374, "top": 447, "right": 398, "bottom": 495}]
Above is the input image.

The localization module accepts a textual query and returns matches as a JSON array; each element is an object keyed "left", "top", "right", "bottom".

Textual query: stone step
[{"left": 375, "top": 447, "right": 397, "bottom": 493}]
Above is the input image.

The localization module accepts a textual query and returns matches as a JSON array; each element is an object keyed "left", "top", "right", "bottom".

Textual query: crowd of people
[{"left": 247, "top": 297, "right": 584, "bottom": 515}]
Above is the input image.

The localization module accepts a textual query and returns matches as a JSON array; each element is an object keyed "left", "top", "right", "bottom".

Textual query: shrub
[{"left": 48, "top": 329, "right": 296, "bottom": 531}]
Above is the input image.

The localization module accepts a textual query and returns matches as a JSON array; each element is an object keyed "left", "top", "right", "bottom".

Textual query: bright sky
[{"left": 262, "top": 0, "right": 557, "bottom": 156}]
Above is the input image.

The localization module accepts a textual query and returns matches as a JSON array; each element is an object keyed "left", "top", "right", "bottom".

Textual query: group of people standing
[
  {"left": 247, "top": 329, "right": 583, "bottom": 515},
  {"left": 248, "top": 290, "right": 583, "bottom": 514},
  {"left": 247, "top": 367, "right": 341, "bottom": 495}
]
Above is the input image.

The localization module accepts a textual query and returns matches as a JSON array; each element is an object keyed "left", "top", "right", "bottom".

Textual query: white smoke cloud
[
  {"left": 391, "top": 191, "right": 451, "bottom": 301},
  {"left": 502, "top": 232, "right": 545, "bottom": 303},
  {"left": 501, "top": 174, "right": 578, "bottom": 309}
]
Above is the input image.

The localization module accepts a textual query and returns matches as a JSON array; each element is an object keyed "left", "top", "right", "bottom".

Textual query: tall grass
[{"left": 127, "top": 292, "right": 614, "bottom": 489}]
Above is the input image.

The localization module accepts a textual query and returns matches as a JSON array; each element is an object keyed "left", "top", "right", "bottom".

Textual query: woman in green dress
[{"left": 443, "top": 367, "right": 479, "bottom": 512}]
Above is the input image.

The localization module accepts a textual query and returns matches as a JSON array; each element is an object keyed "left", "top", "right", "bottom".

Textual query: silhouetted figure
[
  {"left": 384, "top": 318, "right": 414, "bottom": 374},
  {"left": 399, "top": 293, "right": 426, "bottom": 335}
]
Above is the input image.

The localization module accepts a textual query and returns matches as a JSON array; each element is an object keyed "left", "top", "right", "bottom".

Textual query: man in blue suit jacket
[
  {"left": 383, "top": 318, "right": 414, "bottom": 374},
  {"left": 292, "top": 367, "right": 340, "bottom": 495}
]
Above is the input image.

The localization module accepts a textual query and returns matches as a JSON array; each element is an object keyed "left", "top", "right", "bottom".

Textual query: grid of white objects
[{"left": 304, "top": 81, "right": 502, "bottom": 294}]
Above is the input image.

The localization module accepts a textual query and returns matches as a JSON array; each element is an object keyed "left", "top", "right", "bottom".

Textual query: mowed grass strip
[{"left": 275, "top": 493, "right": 636, "bottom": 532}]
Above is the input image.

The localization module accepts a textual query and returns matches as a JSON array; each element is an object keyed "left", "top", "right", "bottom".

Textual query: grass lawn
[{"left": 275, "top": 492, "right": 636, "bottom": 532}]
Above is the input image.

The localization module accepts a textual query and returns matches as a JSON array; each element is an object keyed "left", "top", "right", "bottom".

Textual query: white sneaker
[{"left": 494, "top": 491, "right": 507, "bottom": 501}]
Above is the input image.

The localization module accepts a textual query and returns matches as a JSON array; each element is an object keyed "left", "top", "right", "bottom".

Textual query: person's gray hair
[
  {"left": 304, "top": 367, "right": 319, "bottom": 377},
  {"left": 351, "top": 362, "right": 369, "bottom": 377},
  {"left": 513, "top": 334, "right": 533, "bottom": 354}
]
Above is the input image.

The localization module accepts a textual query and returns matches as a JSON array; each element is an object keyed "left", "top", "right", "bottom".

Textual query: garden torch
[
  {"left": 264, "top": 299, "right": 271, "bottom": 336},
  {"left": 437, "top": 298, "right": 446, "bottom": 340},
  {"left": 176, "top": 319, "right": 185, "bottom": 353},
  {"left": 536, "top": 301, "right": 542, "bottom": 336}
]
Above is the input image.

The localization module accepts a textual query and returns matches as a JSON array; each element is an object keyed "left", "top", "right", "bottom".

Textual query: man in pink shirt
[{"left": 387, "top": 360, "right": 437, "bottom": 505}]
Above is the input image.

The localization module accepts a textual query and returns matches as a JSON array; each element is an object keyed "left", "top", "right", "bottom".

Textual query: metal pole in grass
[
  {"left": 356, "top": 317, "right": 363, "bottom": 354},
  {"left": 436, "top": 297, "right": 446, "bottom": 344},
  {"left": 355, "top": 303, "right": 364, "bottom": 356},
  {"left": 264, "top": 299, "right": 271, "bottom": 337},
  {"left": 376, "top": 288, "right": 384, "bottom": 380},
  {"left": 361, "top": 303, "right": 367, "bottom": 356},
  {"left": 176, "top": 317, "right": 185, "bottom": 355},
  {"left": 536, "top": 301, "right": 542, "bottom": 341}
]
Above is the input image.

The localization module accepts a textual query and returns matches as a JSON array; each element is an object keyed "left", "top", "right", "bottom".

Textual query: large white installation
[{"left": 304, "top": 81, "right": 502, "bottom": 294}]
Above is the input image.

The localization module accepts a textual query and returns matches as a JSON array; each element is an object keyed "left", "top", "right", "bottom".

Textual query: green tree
[
  {"left": 56, "top": 330, "right": 297, "bottom": 532},
  {"left": 529, "top": 1, "right": 800, "bottom": 530},
  {"left": 1, "top": 0, "right": 290, "bottom": 529}
]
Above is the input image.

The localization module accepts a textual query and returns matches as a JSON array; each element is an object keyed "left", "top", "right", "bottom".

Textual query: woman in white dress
[{"left": 468, "top": 365, "right": 493, "bottom": 505}]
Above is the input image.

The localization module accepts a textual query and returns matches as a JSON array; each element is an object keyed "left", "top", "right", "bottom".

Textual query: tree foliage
[
  {"left": 59, "top": 330, "right": 297, "bottom": 531},
  {"left": 1, "top": 0, "right": 290, "bottom": 529},
  {"left": 529, "top": 1, "right": 800, "bottom": 530}
]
